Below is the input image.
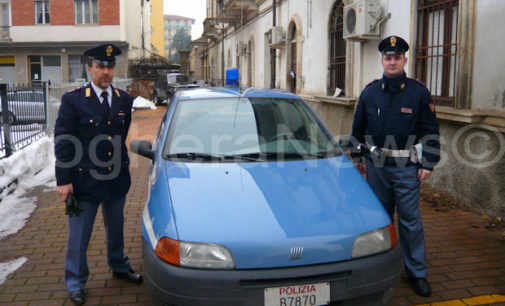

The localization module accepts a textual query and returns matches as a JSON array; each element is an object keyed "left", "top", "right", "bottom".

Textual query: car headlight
[
  {"left": 155, "top": 237, "right": 235, "bottom": 269},
  {"left": 352, "top": 224, "right": 397, "bottom": 258}
]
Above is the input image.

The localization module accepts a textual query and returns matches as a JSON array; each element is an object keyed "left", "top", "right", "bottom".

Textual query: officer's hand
[
  {"left": 418, "top": 168, "right": 432, "bottom": 180},
  {"left": 354, "top": 161, "right": 365, "bottom": 175},
  {"left": 56, "top": 184, "right": 74, "bottom": 203}
]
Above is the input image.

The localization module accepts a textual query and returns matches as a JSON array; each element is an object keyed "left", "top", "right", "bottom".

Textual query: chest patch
[{"left": 401, "top": 107, "right": 413, "bottom": 114}]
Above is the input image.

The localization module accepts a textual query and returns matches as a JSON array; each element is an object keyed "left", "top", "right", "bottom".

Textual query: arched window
[
  {"left": 329, "top": 0, "right": 346, "bottom": 96},
  {"left": 227, "top": 48, "right": 232, "bottom": 68},
  {"left": 236, "top": 44, "right": 241, "bottom": 84},
  {"left": 247, "top": 39, "right": 254, "bottom": 86}
]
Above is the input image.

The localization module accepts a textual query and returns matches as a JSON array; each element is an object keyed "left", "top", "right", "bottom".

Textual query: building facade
[
  {"left": 164, "top": 15, "right": 194, "bottom": 59},
  {"left": 0, "top": 0, "right": 151, "bottom": 84},
  {"left": 203, "top": 0, "right": 505, "bottom": 217},
  {"left": 189, "top": 36, "right": 207, "bottom": 82},
  {"left": 150, "top": 0, "right": 164, "bottom": 56}
]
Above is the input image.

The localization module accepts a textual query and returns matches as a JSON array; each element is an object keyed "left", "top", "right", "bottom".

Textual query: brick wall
[
  {"left": 12, "top": 0, "right": 33, "bottom": 26},
  {"left": 51, "top": 0, "right": 74, "bottom": 25},
  {"left": 100, "top": 0, "right": 120, "bottom": 25},
  {"left": 12, "top": 0, "right": 119, "bottom": 26}
]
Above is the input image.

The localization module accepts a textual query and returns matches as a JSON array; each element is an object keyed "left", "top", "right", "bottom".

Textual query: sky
[{"left": 164, "top": 0, "right": 207, "bottom": 40}]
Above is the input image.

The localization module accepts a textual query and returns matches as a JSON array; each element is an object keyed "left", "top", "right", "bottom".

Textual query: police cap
[
  {"left": 84, "top": 44, "right": 121, "bottom": 67},
  {"left": 378, "top": 36, "right": 409, "bottom": 55}
]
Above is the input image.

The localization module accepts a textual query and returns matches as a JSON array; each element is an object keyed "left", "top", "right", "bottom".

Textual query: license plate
[{"left": 264, "top": 282, "right": 330, "bottom": 306}]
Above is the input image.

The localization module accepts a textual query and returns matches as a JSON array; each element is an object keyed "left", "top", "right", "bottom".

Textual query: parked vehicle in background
[
  {"left": 0, "top": 89, "right": 46, "bottom": 124},
  {"left": 153, "top": 73, "right": 199, "bottom": 105},
  {"left": 131, "top": 87, "right": 402, "bottom": 306}
]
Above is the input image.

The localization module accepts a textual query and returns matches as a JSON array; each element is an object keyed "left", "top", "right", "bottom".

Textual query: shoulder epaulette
[
  {"left": 67, "top": 87, "right": 81, "bottom": 93},
  {"left": 365, "top": 79, "right": 380, "bottom": 88},
  {"left": 410, "top": 78, "right": 427, "bottom": 87}
]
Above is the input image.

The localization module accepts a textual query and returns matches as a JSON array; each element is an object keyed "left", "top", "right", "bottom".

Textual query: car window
[{"left": 163, "top": 98, "right": 338, "bottom": 161}]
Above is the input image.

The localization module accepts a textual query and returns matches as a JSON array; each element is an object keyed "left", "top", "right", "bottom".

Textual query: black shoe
[
  {"left": 410, "top": 277, "right": 431, "bottom": 297},
  {"left": 69, "top": 290, "right": 85, "bottom": 305},
  {"left": 112, "top": 269, "right": 143, "bottom": 284}
]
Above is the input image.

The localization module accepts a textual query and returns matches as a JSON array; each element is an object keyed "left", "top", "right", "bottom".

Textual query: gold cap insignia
[
  {"left": 106, "top": 45, "right": 113, "bottom": 57},
  {"left": 390, "top": 36, "right": 397, "bottom": 47}
]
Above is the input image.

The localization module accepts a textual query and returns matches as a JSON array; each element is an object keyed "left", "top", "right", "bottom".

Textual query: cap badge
[
  {"left": 106, "top": 45, "right": 113, "bottom": 57},
  {"left": 390, "top": 36, "right": 397, "bottom": 47}
]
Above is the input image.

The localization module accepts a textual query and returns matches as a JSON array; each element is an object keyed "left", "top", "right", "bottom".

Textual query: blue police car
[{"left": 131, "top": 87, "right": 402, "bottom": 306}]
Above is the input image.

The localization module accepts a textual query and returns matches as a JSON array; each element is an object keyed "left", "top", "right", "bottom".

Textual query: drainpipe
[
  {"left": 141, "top": 0, "right": 145, "bottom": 58},
  {"left": 221, "top": 30, "right": 225, "bottom": 86},
  {"left": 270, "top": 0, "right": 276, "bottom": 88}
]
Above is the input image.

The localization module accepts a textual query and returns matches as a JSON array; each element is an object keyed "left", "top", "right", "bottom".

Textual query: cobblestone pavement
[{"left": 0, "top": 106, "right": 504, "bottom": 305}]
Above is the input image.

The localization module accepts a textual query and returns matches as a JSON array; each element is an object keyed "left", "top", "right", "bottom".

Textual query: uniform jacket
[
  {"left": 54, "top": 84, "right": 134, "bottom": 202},
  {"left": 351, "top": 72, "right": 440, "bottom": 170}
]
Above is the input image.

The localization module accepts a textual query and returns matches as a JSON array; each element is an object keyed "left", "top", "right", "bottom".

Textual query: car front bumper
[{"left": 143, "top": 239, "right": 402, "bottom": 306}]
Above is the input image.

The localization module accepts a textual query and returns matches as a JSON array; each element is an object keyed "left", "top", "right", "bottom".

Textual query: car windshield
[{"left": 163, "top": 97, "right": 340, "bottom": 161}]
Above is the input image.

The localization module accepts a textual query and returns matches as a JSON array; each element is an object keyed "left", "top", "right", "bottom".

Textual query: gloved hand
[{"left": 65, "top": 193, "right": 83, "bottom": 217}]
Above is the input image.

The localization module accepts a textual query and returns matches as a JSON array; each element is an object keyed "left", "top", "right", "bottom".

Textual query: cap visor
[{"left": 92, "top": 58, "right": 116, "bottom": 67}]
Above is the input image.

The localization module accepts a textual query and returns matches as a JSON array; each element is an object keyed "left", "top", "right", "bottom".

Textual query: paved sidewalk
[{"left": 1, "top": 106, "right": 505, "bottom": 305}]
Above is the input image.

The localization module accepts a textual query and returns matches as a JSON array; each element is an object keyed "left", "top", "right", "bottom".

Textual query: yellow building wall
[{"left": 150, "top": 0, "right": 165, "bottom": 56}]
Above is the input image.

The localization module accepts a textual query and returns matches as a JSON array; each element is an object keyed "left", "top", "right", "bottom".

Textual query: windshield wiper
[
  {"left": 261, "top": 151, "right": 341, "bottom": 159},
  {"left": 164, "top": 152, "right": 262, "bottom": 162},
  {"left": 164, "top": 152, "right": 224, "bottom": 161},
  {"left": 221, "top": 154, "right": 263, "bottom": 162}
]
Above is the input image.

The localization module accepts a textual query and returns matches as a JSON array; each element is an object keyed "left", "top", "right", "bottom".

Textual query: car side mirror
[
  {"left": 337, "top": 136, "right": 355, "bottom": 151},
  {"left": 130, "top": 140, "right": 154, "bottom": 160}
]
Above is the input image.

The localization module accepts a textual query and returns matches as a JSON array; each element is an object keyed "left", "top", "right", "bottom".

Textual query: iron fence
[
  {"left": 1, "top": 83, "right": 47, "bottom": 158},
  {"left": 1, "top": 79, "right": 133, "bottom": 159}
]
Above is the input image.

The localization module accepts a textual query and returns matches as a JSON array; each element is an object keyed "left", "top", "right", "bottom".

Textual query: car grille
[{"left": 239, "top": 270, "right": 351, "bottom": 288}]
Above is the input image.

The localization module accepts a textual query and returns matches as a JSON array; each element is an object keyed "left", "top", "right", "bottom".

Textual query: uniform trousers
[
  {"left": 65, "top": 196, "right": 131, "bottom": 292},
  {"left": 365, "top": 158, "right": 427, "bottom": 278}
]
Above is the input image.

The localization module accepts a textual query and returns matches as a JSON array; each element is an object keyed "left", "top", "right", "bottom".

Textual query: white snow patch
[
  {"left": 133, "top": 96, "right": 157, "bottom": 110},
  {"left": 0, "top": 257, "right": 27, "bottom": 285},
  {"left": 0, "top": 136, "right": 55, "bottom": 239}
]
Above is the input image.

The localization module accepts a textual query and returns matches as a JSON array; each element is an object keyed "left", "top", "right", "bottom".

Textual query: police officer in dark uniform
[
  {"left": 351, "top": 36, "right": 440, "bottom": 297},
  {"left": 54, "top": 44, "right": 142, "bottom": 305}
]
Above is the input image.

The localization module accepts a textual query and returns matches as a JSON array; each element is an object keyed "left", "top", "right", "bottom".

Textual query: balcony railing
[
  {"left": 217, "top": 0, "right": 258, "bottom": 26},
  {"left": 1, "top": 26, "right": 10, "bottom": 41},
  {"left": 203, "top": 18, "right": 219, "bottom": 39}
]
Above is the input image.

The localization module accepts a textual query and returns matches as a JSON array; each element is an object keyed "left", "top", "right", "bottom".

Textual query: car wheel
[
  {"left": 153, "top": 92, "right": 163, "bottom": 106},
  {"left": 0, "top": 111, "right": 16, "bottom": 124}
]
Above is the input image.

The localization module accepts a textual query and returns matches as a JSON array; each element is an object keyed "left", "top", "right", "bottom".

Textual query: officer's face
[
  {"left": 88, "top": 62, "right": 115, "bottom": 90},
  {"left": 381, "top": 54, "right": 408, "bottom": 77}
]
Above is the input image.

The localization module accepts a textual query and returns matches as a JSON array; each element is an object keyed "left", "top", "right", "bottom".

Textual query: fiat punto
[{"left": 131, "top": 88, "right": 402, "bottom": 306}]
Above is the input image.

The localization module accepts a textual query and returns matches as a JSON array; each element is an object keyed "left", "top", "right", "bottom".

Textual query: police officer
[
  {"left": 351, "top": 36, "right": 440, "bottom": 297},
  {"left": 55, "top": 44, "right": 142, "bottom": 305}
]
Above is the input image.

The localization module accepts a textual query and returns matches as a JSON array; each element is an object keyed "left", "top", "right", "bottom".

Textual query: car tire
[{"left": 0, "top": 111, "right": 16, "bottom": 124}]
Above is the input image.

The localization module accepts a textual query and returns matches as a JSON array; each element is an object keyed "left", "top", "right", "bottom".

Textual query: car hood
[{"left": 164, "top": 156, "right": 390, "bottom": 269}]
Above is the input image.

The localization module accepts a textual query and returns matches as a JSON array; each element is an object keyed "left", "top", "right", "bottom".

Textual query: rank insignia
[{"left": 401, "top": 107, "right": 413, "bottom": 114}]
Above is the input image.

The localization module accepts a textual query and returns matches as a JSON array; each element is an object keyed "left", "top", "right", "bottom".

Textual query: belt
[{"left": 380, "top": 148, "right": 411, "bottom": 158}]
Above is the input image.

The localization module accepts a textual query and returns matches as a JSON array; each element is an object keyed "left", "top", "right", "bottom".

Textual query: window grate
[{"left": 415, "top": 0, "right": 459, "bottom": 107}]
